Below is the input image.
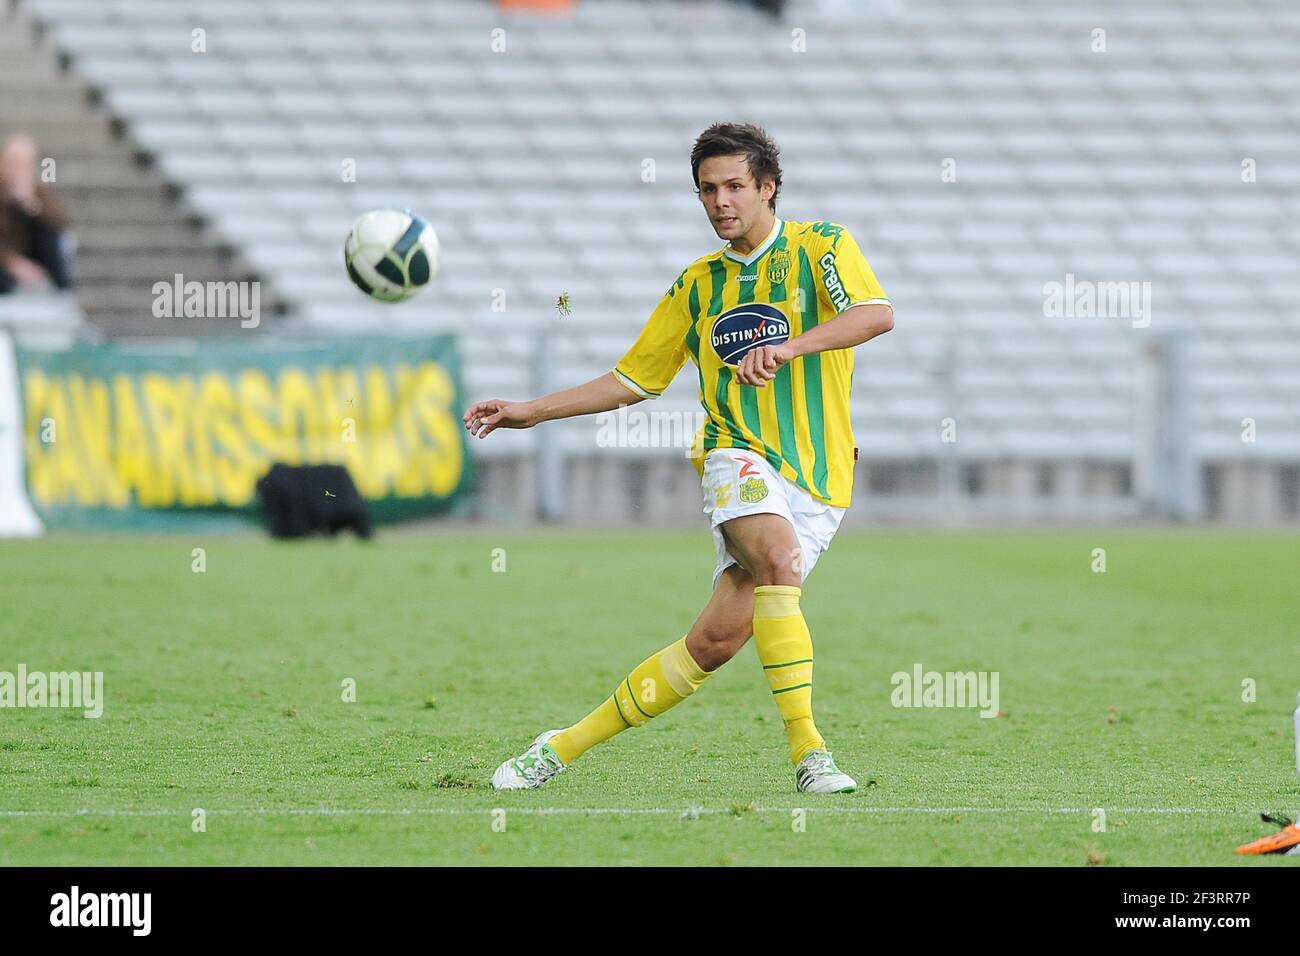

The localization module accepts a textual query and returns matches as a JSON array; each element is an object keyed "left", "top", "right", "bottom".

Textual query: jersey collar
[{"left": 722, "top": 217, "right": 783, "bottom": 266}]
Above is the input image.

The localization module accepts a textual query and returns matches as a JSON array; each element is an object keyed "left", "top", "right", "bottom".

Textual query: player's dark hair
[{"left": 690, "top": 123, "right": 782, "bottom": 212}]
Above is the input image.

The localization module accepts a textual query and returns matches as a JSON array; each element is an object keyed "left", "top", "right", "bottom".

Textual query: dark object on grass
[{"left": 256, "top": 463, "right": 372, "bottom": 539}]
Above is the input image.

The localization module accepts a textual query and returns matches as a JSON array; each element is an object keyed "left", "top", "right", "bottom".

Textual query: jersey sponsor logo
[
  {"left": 739, "top": 476, "right": 769, "bottom": 503},
  {"left": 767, "top": 249, "right": 791, "bottom": 285},
  {"left": 710, "top": 303, "right": 790, "bottom": 365},
  {"left": 819, "top": 251, "right": 850, "bottom": 312},
  {"left": 737, "top": 274, "right": 758, "bottom": 282}
]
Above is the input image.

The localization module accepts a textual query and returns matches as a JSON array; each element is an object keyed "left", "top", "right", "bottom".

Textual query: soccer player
[{"left": 464, "top": 123, "right": 893, "bottom": 793}]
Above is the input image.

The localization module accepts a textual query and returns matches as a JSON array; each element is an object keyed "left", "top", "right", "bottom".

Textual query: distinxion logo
[
  {"left": 50, "top": 886, "right": 151, "bottom": 936},
  {"left": 710, "top": 303, "right": 790, "bottom": 365}
]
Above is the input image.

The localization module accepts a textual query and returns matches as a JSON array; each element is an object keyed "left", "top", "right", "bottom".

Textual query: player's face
[{"left": 696, "top": 155, "right": 774, "bottom": 245}]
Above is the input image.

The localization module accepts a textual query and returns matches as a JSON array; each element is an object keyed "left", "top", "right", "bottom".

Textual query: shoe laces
[
  {"left": 804, "top": 750, "right": 838, "bottom": 774},
  {"left": 517, "top": 744, "right": 562, "bottom": 780}
]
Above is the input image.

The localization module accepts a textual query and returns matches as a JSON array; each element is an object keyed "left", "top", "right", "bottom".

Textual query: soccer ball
[{"left": 344, "top": 209, "right": 440, "bottom": 302}]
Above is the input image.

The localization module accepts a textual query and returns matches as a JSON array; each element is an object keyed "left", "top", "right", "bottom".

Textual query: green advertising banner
[{"left": 13, "top": 335, "right": 472, "bottom": 530}]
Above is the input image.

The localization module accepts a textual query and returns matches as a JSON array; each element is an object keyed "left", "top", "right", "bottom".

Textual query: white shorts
[{"left": 701, "top": 447, "right": 847, "bottom": 589}]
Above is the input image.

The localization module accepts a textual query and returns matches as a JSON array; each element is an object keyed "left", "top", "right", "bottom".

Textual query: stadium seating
[
  {"left": 16, "top": 0, "right": 1300, "bottom": 520},
  {"left": 0, "top": 2, "right": 274, "bottom": 335}
]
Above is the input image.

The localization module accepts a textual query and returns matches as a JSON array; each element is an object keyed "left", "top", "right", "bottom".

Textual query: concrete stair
[{"left": 0, "top": 2, "right": 286, "bottom": 336}]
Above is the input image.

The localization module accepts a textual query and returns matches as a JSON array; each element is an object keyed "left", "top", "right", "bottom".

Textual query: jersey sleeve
[
  {"left": 613, "top": 275, "right": 693, "bottom": 398},
  {"left": 813, "top": 224, "right": 890, "bottom": 315}
]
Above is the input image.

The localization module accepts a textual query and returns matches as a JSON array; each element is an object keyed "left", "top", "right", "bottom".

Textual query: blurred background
[{"left": 1, "top": 0, "right": 1298, "bottom": 536}]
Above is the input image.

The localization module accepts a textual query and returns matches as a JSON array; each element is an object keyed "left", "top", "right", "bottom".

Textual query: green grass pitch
[{"left": 1, "top": 530, "right": 1297, "bottom": 866}]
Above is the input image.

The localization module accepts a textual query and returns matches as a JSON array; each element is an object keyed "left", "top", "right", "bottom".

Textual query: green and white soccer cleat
[
  {"left": 490, "top": 729, "right": 567, "bottom": 790},
  {"left": 795, "top": 749, "right": 857, "bottom": 794}
]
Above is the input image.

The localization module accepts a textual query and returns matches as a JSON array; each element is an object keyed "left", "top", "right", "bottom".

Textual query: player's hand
[
  {"left": 735, "top": 344, "right": 793, "bottom": 387},
  {"left": 463, "top": 399, "right": 535, "bottom": 438}
]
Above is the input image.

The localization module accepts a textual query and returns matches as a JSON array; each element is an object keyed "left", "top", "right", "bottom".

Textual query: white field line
[{"left": 0, "top": 806, "right": 1265, "bottom": 819}]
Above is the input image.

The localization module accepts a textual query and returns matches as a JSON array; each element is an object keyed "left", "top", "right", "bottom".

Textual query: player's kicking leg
[
  {"left": 490, "top": 566, "right": 755, "bottom": 790},
  {"left": 720, "top": 511, "right": 857, "bottom": 794}
]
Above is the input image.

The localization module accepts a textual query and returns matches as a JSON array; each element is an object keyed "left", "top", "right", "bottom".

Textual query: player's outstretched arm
[{"left": 464, "top": 371, "right": 648, "bottom": 438}]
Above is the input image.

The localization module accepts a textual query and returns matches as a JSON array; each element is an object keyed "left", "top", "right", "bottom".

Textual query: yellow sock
[
  {"left": 549, "top": 637, "right": 710, "bottom": 764},
  {"left": 753, "top": 584, "right": 825, "bottom": 765}
]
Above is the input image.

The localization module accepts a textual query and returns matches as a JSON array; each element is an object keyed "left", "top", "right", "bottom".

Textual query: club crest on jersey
[
  {"left": 739, "top": 477, "right": 769, "bottom": 503},
  {"left": 766, "top": 249, "right": 791, "bottom": 285},
  {"left": 710, "top": 303, "right": 790, "bottom": 366}
]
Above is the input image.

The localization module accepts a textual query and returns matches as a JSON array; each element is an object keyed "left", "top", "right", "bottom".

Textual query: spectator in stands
[
  {"left": 0, "top": 133, "right": 73, "bottom": 294},
  {"left": 736, "top": 0, "right": 786, "bottom": 17}
]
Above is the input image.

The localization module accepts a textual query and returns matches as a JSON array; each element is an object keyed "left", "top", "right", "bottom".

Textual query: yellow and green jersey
[{"left": 614, "top": 218, "right": 889, "bottom": 508}]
